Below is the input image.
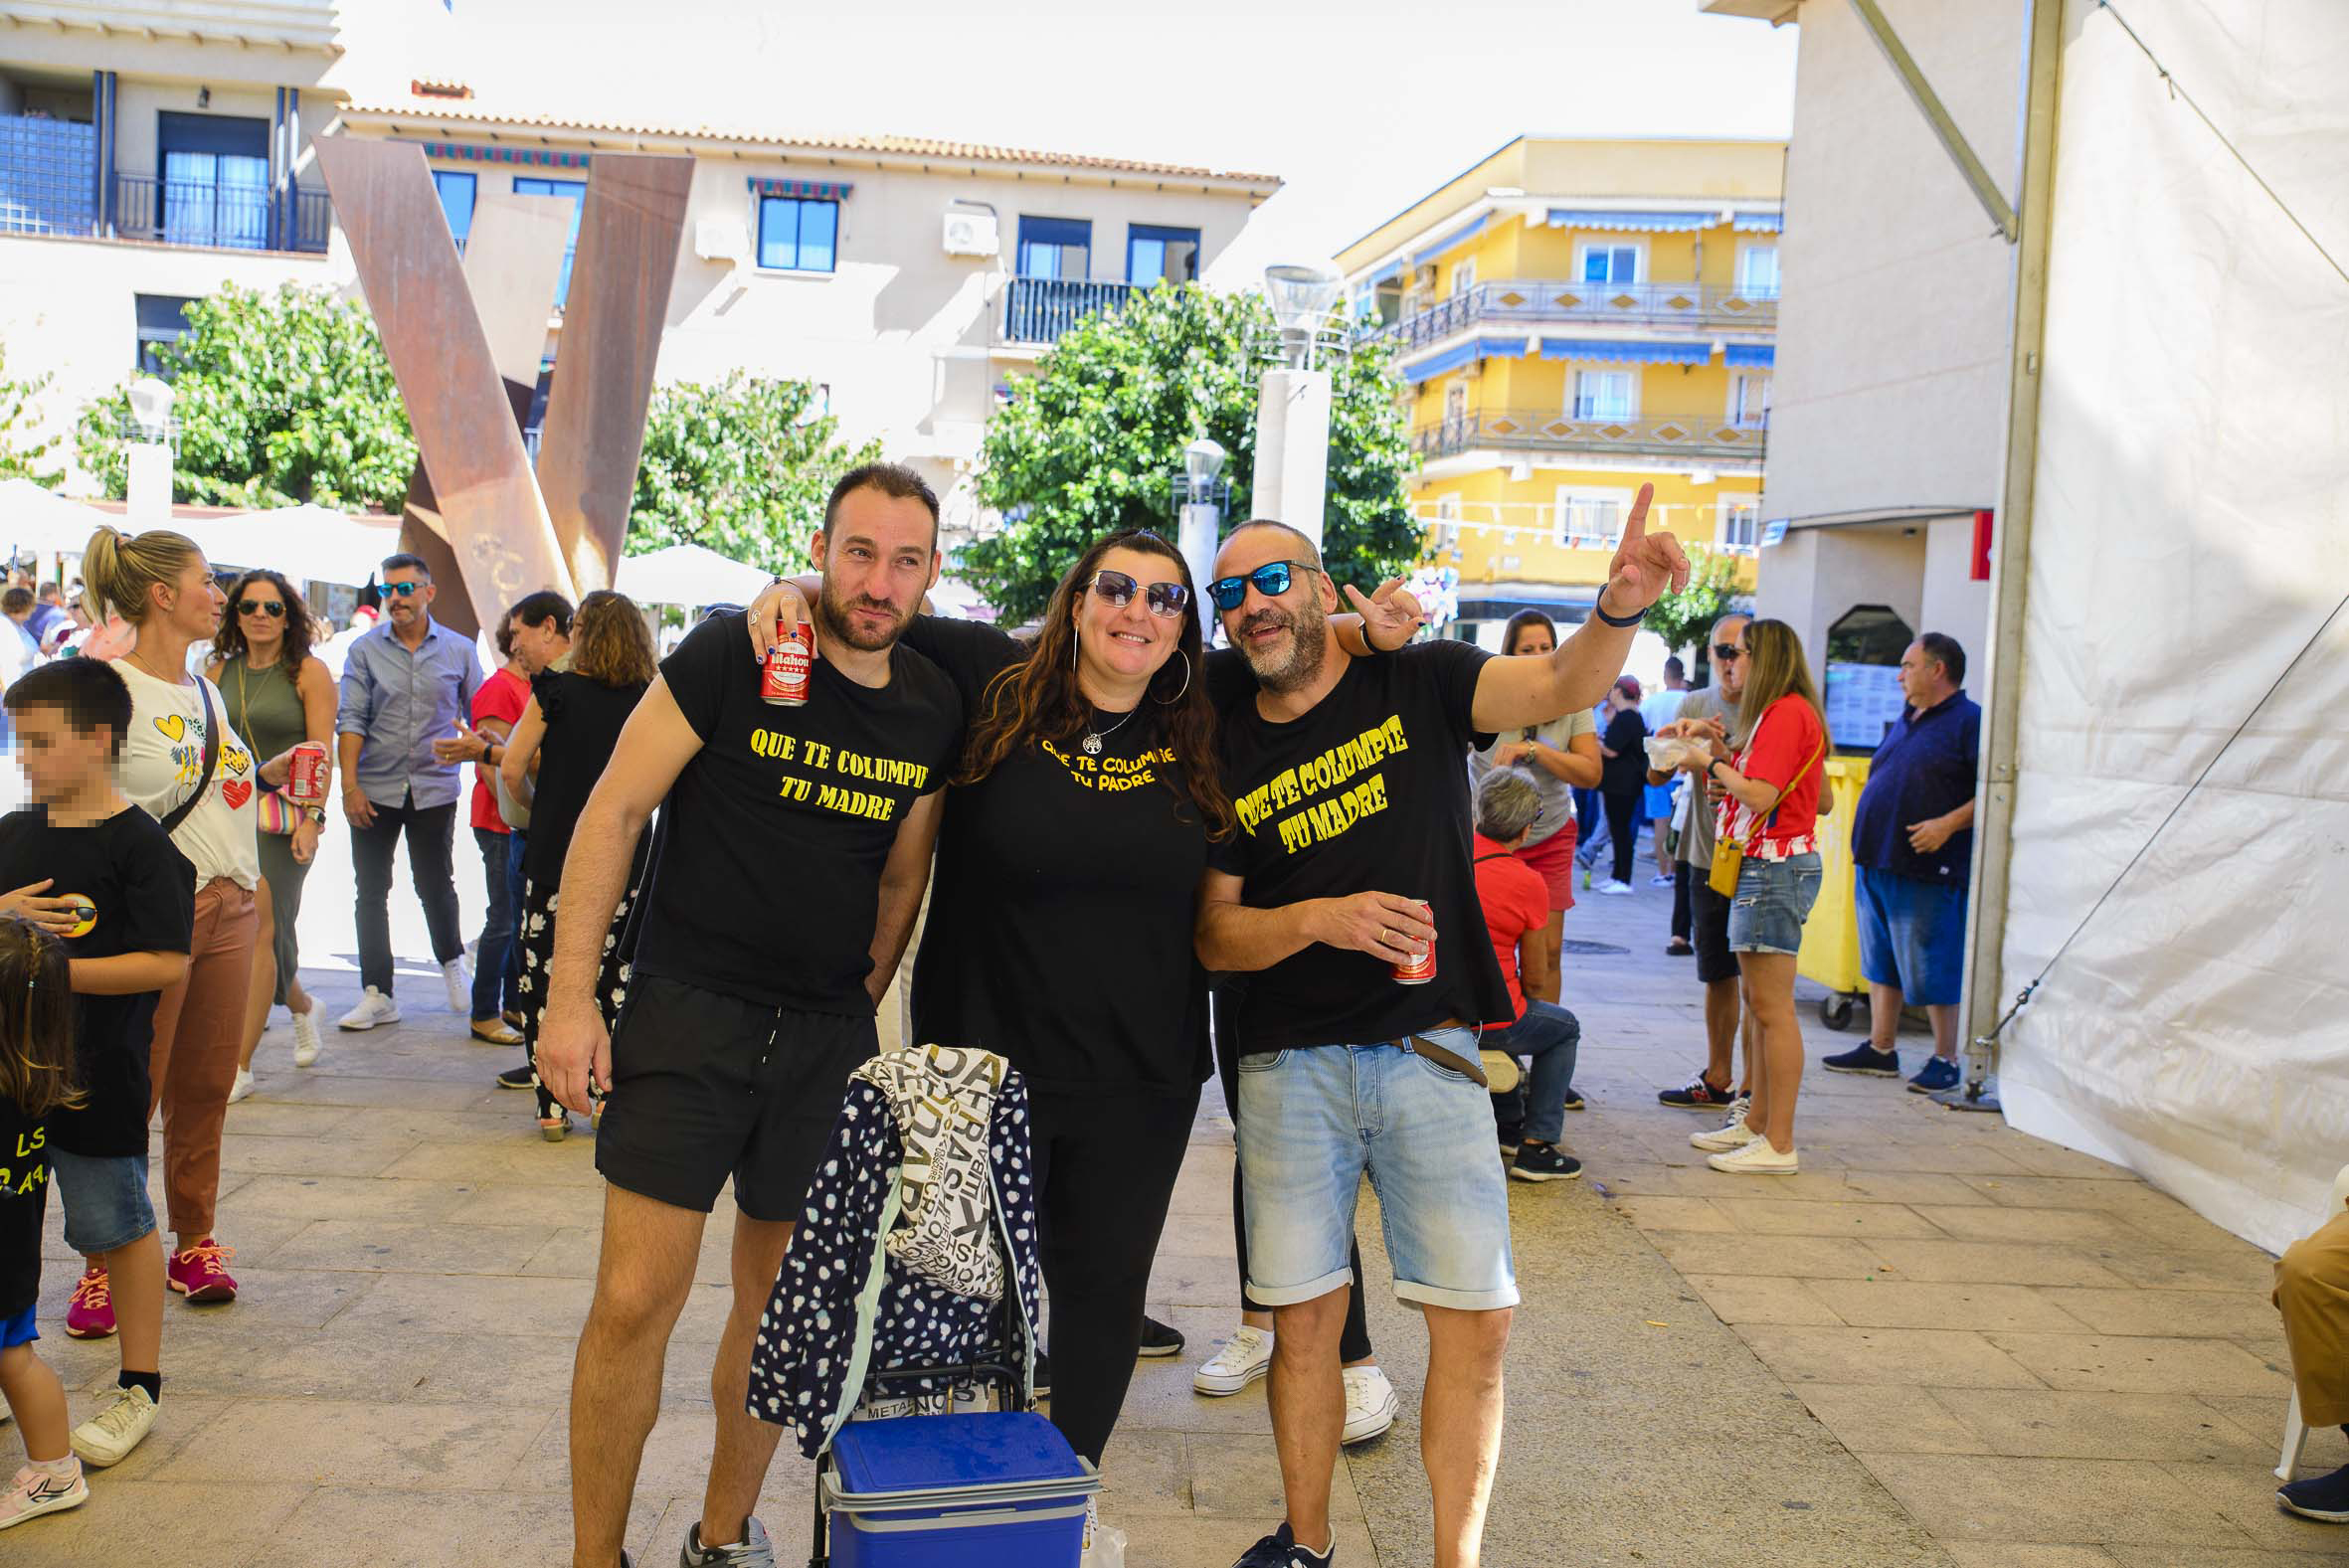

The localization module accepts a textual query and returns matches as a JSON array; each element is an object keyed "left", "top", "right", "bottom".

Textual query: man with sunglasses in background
[
  {"left": 1650, "top": 612, "right": 1755, "bottom": 1120},
  {"left": 332, "top": 553, "right": 484, "bottom": 1031},
  {"left": 1194, "top": 490, "right": 1687, "bottom": 1568}
]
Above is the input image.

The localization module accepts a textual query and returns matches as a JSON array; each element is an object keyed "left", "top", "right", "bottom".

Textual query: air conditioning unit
[
  {"left": 695, "top": 219, "right": 748, "bottom": 263},
  {"left": 942, "top": 210, "right": 998, "bottom": 258}
]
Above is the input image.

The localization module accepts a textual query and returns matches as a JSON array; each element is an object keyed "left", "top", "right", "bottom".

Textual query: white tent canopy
[
  {"left": 613, "top": 543, "right": 775, "bottom": 608},
  {"left": 0, "top": 479, "right": 116, "bottom": 557},
  {"left": 185, "top": 504, "right": 406, "bottom": 588}
]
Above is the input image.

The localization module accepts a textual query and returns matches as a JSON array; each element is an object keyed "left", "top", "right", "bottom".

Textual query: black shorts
[
  {"left": 1690, "top": 871, "right": 1742, "bottom": 986},
  {"left": 595, "top": 973, "right": 879, "bottom": 1222}
]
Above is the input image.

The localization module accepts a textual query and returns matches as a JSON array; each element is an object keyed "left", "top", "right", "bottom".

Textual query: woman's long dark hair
[
  {"left": 1501, "top": 609, "right": 1556, "bottom": 656},
  {"left": 0, "top": 915, "right": 81, "bottom": 1119},
  {"left": 959, "top": 529, "right": 1235, "bottom": 840},
  {"left": 211, "top": 569, "right": 317, "bottom": 670}
]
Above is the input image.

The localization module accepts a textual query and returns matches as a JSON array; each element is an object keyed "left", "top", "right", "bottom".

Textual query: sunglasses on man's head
[
  {"left": 238, "top": 599, "right": 285, "bottom": 617},
  {"left": 384, "top": 581, "right": 422, "bottom": 598},
  {"left": 1086, "top": 569, "right": 1190, "bottom": 619},
  {"left": 1207, "top": 560, "right": 1320, "bottom": 613},
  {"left": 1713, "top": 642, "right": 1744, "bottom": 661}
]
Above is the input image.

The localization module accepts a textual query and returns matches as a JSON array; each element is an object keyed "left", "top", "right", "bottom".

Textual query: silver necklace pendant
[{"left": 1082, "top": 733, "right": 1103, "bottom": 756}]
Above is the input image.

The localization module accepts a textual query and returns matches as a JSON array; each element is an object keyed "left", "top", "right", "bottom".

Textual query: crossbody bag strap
[
  {"left": 1736, "top": 722, "right": 1828, "bottom": 854},
  {"left": 157, "top": 677, "right": 223, "bottom": 839}
]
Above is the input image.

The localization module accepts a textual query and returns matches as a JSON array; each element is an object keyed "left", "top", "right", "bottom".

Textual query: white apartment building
[{"left": 0, "top": 1, "right": 1280, "bottom": 545}]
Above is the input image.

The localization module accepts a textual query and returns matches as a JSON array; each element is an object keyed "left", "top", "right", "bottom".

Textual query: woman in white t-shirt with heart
[{"left": 82, "top": 526, "right": 277, "bottom": 1307}]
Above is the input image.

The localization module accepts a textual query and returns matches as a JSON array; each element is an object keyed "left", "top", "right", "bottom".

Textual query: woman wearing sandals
[
  {"left": 1676, "top": 617, "right": 1829, "bottom": 1175},
  {"left": 210, "top": 569, "right": 335, "bottom": 1101}
]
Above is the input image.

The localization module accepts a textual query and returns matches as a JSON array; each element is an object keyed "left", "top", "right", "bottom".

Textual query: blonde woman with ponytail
[{"left": 80, "top": 527, "right": 281, "bottom": 1312}]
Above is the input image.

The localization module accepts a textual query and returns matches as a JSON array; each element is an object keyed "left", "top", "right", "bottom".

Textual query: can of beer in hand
[
  {"left": 287, "top": 741, "right": 329, "bottom": 806},
  {"left": 761, "top": 617, "right": 813, "bottom": 706},
  {"left": 1392, "top": 900, "right": 1437, "bottom": 985}
]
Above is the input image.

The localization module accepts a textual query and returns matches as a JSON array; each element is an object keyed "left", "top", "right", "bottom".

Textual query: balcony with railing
[
  {"left": 999, "top": 276, "right": 1138, "bottom": 346},
  {"left": 0, "top": 115, "right": 330, "bottom": 254},
  {"left": 1368, "top": 278, "right": 1777, "bottom": 357},
  {"left": 1413, "top": 407, "right": 1769, "bottom": 464}
]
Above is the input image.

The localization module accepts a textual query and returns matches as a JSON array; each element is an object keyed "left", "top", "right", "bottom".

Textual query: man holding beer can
[
  {"left": 536, "top": 463, "right": 962, "bottom": 1568},
  {"left": 1194, "top": 490, "right": 1687, "bottom": 1568}
]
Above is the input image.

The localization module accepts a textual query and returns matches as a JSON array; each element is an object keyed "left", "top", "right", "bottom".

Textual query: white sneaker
[
  {"left": 1691, "top": 1114, "right": 1760, "bottom": 1152},
  {"left": 70, "top": 1384, "right": 158, "bottom": 1468},
  {"left": 290, "top": 998, "right": 323, "bottom": 1067},
  {"left": 441, "top": 957, "right": 472, "bottom": 1014},
  {"left": 336, "top": 987, "right": 401, "bottom": 1031},
  {"left": 1595, "top": 879, "right": 1634, "bottom": 896},
  {"left": 1192, "top": 1324, "right": 1273, "bottom": 1396},
  {"left": 0, "top": 1458, "right": 87, "bottom": 1528},
  {"left": 1341, "top": 1364, "right": 1399, "bottom": 1445},
  {"left": 226, "top": 1067, "right": 255, "bottom": 1105},
  {"left": 1708, "top": 1135, "right": 1799, "bottom": 1175}
]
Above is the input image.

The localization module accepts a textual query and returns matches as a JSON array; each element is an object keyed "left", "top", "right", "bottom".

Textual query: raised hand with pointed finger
[{"left": 1600, "top": 482, "right": 1692, "bottom": 617}]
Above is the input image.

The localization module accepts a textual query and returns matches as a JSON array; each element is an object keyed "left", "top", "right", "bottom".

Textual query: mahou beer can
[
  {"left": 762, "top": 618, "right": 813, "bottom": 706},
  {"left": 287, "top": 741, "right": 329, "bottom": 806},
  {"left": 1392, "top": 900, "right": 1437, "bottom": 985}
]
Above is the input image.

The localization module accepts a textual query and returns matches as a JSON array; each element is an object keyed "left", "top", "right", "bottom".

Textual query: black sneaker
[
  {"left": 1510, "top": 1142, "right": 1583, "bottom": 1182},
  {"left": 495, "top": 1064, "right": 536, "bottom": 1091},
  {"left": 1495, "top": 1120, "right": 1524, "bottom": 1155},
  {"left": 1033, "top": 1350, "right": 1051, "bottom": 1398},
  {"left": 1561, "top": 1087, "right": 1586, "bottom": 1112},
  {"left": 1658, "top": 1075, "right": 1739, "bottom": 1111},
  {"left": 1138, "top": 1315, "right": 1185, "bottom": 1357},
  {"left": 1821, "top": 1044, "right": 1901, "bottom": 1076},
  {"left": 1233, "top": 1523, "right": 1336, "bottom": 1567},
  {"left": 2278, "top": 1460, "right": 2349, "bottom": 1522}
]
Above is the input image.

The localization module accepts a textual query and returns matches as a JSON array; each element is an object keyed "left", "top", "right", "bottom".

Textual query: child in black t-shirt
[
  {"left": 0, "top": 661, "right": 194, "bottom": 1474},
  {"left": 0, "top": 913, "right": 90, "bottom": 1528}
]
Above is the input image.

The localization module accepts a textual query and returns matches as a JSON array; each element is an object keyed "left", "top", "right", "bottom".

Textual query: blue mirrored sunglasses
[{"left": 1207, "top": 559, "right": 1320, "bottom": 612}]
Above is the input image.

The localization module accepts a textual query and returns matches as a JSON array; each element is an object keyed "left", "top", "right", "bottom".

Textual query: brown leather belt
[{"left": 1405, "top": 1028, "right": 1488, "bottom": 1089}]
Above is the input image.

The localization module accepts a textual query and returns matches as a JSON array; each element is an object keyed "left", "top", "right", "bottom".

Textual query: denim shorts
[
  {"left": 49, "top": 1147, "right": 158, "bottom": 1256},
  {"left": 1234, "top": 1029, "right": 1519, "bottom": 1312},
  {"left": 1856, "top": 866, "right": 1967, "bottom": 1004},
  {"left": 1727, "top": 851, "right": 1823, "bottom": 957}
]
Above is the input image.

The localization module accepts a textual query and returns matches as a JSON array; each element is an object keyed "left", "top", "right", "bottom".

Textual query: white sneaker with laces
[
  {"left": 70, "top": 1384, "right": 158, "bottom": 1468},
  {"left": 1192, "top": 1324, "right": 1273, "bottom": 1396},
  {"left": 290, "top": 998, "right": 324, "bottom": 1067},
  {"left": 1596, "top": 879, "right": 1634, "bottom": 896},
  {"left": 336, "top": 987, "right": 401, "bottom": 1031},
  {"left": 441, "top": 957, "right": 472, "bottom": 1014},
  {"left": 226, "top": 1067, "right": 255, "bottom": 1105},
  {"left": 1342, "top": 1363, "right": 1399, "bottom": 1445},
  {"left": 1708, "top": 1134, "right": 1799, "bottom": 1175}
]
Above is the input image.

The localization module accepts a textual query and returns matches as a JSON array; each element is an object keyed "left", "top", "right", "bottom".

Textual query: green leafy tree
[
  {"left": 0, "top": 342, "right": 64, "bottom": 486},
  {"left": 629, "top": 372, "right": 882, "bottom": 575},
  {"left": 963, "top": 285, "right": 1419, "bottom": 625},
  {"left": 1642, "top": 546, "right": 1742, "bottom": 655},
  {"left": 76, "top": 283, "right": 416, "bottom": 510}
]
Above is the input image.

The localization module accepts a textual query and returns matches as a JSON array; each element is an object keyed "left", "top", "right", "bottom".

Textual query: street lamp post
[
  {"left": 1253, "top": 261, "right": 1347, "bottom": 553},
  {"left": 125, "top": 376, "right": 177, "bottom": 525},
  {"left": 1176, "top": 437, "right": 1227, "bottom": 639}
]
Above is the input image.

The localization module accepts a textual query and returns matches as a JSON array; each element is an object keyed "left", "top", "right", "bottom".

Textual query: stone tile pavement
[{"left": 5, "top": 861, "right": 2342, "bottom": 1565}]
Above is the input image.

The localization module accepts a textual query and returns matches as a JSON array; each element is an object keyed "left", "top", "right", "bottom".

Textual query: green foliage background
[
  {"left": 963, "top": 285, "right": 1422, "bottom": 625},
  {"left": 0, "top": 341, "right": 64, "bottom": 486},
  {"left": 1642, "top": 546, "right": 1744, "bottom": 655}
]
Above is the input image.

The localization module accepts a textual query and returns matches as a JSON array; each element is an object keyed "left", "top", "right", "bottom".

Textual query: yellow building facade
[{"left": 1338, "top": 137, "right": 1784, "bottom": 634}]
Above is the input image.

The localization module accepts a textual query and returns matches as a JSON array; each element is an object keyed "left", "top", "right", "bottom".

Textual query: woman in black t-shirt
[
  {"left": 1595, "top": 674, "right": 1651, "bottom": 893},
  {"left": 496, "top": 592, "right": 656, "bottom": 1140}
]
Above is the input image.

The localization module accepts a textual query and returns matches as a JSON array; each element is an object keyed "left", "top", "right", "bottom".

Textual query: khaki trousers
[
  {"left": 2275, "top": 1207, "right": 2349, "bottom": 1428},
  {"left": 145, "top": 878, "right": 260, "bottom": 1242}
]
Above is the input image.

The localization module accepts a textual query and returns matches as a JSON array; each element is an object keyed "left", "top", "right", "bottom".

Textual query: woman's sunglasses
[
  {"left": 1087, "top": 569, "right": 1190, "bottom": 618},
  {"left": 238, "top": 599, "right": 285, "bottom": 617},
  {"left": 1206, "top": 560, "right": 1320, "bottom": 613}
]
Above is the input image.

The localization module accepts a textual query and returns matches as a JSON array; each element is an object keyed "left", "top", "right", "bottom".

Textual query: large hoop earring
[
  {"left": 1071, "top": 622, "right": 1081, "bottom": 669},
  {"left": 1157, "top": 650, "right": 1191, "bottom": 705}
]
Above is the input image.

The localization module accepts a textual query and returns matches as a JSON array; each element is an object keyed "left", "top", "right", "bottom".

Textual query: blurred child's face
[{"left": 12, "top": 704, "right": 112, "bottom": 805}]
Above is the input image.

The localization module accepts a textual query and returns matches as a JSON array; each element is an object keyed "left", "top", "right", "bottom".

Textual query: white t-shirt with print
[{"left": 112, "top": 657, "right": 262, "bottom": 892}]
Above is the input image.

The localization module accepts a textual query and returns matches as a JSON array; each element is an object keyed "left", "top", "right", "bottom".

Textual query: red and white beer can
[
  {"left": 287, "top": 741, "right": 329, "bottom": 806},
  {"left": 762, "top": 617, "right": 813, "bottom": 706},
  {"left": 1392, "top": 900, "right": 1437, "bottom": 985}
]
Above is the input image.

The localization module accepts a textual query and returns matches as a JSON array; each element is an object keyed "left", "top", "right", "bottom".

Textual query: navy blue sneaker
[
  {"left": 1822, "top": 1044, "right": 1900, "bottom": 1077},
  {"left": 1907, "top": 1056, "right": 1961, "bottom": 1094},
  {"left": 1233, "top": 1523, "right": 1336, "bottom": 1567},
  {"left": 1658, "top": 1074, "right": 1740, "bottom": 1111},
  {"left": 2278, "top": 1460, "right": 2349, "bottom": 1522}
]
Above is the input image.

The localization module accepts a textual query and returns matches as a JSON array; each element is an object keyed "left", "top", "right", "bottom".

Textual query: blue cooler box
[{"left": 823, "top": 1411, "right": 1099, "bottom": 1568}]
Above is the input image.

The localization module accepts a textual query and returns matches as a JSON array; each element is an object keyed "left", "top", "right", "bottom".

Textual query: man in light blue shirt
[{"left": 333, "top": 553, "right": 484, "bottom": 1028}]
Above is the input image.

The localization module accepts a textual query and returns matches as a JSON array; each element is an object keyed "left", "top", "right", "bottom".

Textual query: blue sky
[{"left": 344, "top": 0, "right": 1800, "bottom": 279}]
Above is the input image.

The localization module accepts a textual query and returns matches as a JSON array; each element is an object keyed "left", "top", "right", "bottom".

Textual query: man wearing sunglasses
[{"left": 1194, "top": 485, "right": 1687, "bottom": 1568}]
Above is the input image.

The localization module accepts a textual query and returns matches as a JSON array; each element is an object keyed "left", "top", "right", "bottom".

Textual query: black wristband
[{"left": 1591, "top": 592, "right": 1645, "bottom": 628}]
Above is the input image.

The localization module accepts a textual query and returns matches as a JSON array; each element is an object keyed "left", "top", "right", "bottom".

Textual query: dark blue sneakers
[
  {"left": 1821, "top": 1044, "right": 1901, "bottom": 1076},
  {"left": 1233, "top": 1523, "right": 1337, "bottom": 1566},
  {"left": 1907, "top": 1056, "right": 1962, "bottom": 1094},
  {"left": 2278, "top": 1459, "right": 2349, "bottom": 1523}
]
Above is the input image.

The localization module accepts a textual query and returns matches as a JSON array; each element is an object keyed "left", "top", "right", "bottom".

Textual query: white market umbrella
[
  {"left": 188, "top": 504, "right": 406, "bottom": 587},
  {"left": 0, "top": 479, "right": 115, "bottom": 557},
  {"left": 613, "top": 543, "right": 777, "bottom": 608}
]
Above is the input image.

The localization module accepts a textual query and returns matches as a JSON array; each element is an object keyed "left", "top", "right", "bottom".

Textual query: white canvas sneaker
[
  {"left": 1708, "top": 1135, "right": 1799, "bottom": 1175},
  {"left": 1191, "top": 1324, "right": 1273, "bottom": 1396},
  {"left": 290, "top": 997, "right": 324, "bottom": 1066},
  {"left": 1691, "top": 1114, "right": 1761, "bottom": 1152},
  {"left": 226, "top": 1067, "right": 255, "bottom": 1105},
  {"left": 70, "top": 1385, "right": 158, "bottom": 1468},
  {"left": 336, "top": 987, "right": 401, "bottom": 1031},
  {"left": 1341, "top": 1364, "right": 1399, "bottom": 1445},
  {"left": 441, "top": 957, "right": 472, "bottom": 1014}
]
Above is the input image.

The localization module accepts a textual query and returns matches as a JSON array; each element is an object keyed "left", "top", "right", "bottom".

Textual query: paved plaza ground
[{"left": 9, "top": 850, "right": 2343, "bottom": 1566}]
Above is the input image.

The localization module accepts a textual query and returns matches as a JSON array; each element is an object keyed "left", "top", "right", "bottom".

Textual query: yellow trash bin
[{"left": 1797, "top": 757, "right": 1871, "bottom": 1031}]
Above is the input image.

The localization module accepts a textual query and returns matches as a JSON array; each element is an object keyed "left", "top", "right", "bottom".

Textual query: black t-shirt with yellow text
[
  {"left": 1208, "top": 639, "right": 1513, "bottom": 1053},
  {"left": 630, "top": 612, "right": 963, "bottom": 1015}
]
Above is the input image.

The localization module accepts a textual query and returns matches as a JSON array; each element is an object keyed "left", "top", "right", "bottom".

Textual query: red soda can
[
  {"left": 287, "top": 741, "right": 329, "bottom": 805},
  {"left": 1392, "top": 900, "right": 1437, "bottom": 985},
  {"left": 762, "top": 617, "right": 813, "bottom": 706}
]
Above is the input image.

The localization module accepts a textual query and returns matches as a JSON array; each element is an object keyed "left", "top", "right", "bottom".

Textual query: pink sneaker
[
  {"left": 65, "top": 1267, "right": 116, "bottom": 1338},
  {"left": 167, "top": 1237, "right": 239, "bottom": 1304},
  {"left": 0, "top": 1459, "right": 88, "bottom": 1530}
]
